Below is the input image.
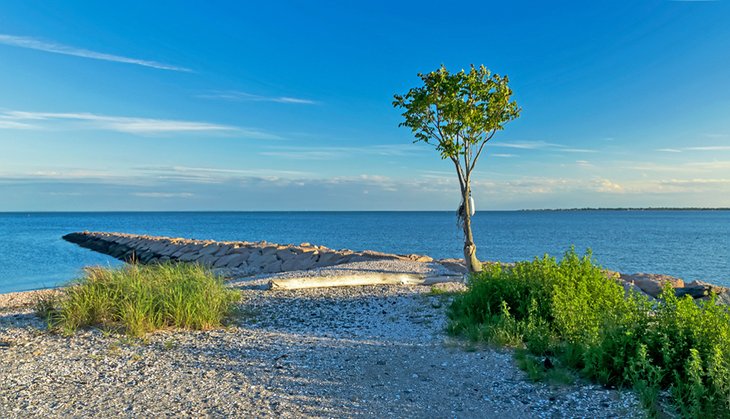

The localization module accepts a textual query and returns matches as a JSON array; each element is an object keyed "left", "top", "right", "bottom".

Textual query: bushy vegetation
[
  {"left": 447, "top": 248, "right": 730, "bottom": 418},
  {"left": 37, "top": 263, "right": 240, "bottom": 337}
]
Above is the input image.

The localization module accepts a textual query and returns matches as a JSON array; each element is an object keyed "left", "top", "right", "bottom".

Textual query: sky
[{"left": 1, "top": 0, "right": 729, "bottom": 211}]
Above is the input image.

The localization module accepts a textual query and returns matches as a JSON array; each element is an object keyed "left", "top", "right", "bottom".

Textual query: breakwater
[
  {"left": 62, "top": 231, "right": 729, "bottom": 304},
  {"left": 62, "top": 231, "right": 434, "bottom": 277}
]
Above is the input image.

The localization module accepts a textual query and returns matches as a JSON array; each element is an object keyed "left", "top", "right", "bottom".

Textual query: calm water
[{"left": 0, "top": 211, "right": 728, "bottom": 293}]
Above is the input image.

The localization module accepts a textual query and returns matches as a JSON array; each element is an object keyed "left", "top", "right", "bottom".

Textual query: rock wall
[
  {"left": 62, "top": 231, "right": 728, "bottom": 304},
  {"left": 62, "top": 232, "right": 433, "bottom": 277}
]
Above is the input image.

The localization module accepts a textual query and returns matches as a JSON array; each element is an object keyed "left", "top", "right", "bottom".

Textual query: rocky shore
[{"left": 62, "top": 231, "right": 730, "bottom": 304}]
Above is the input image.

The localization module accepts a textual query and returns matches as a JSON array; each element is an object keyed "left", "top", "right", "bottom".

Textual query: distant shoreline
[
  {"left": 1, "top": 208, "right": 729, "bottom": 214},
  {"left": 519, "top": 207, "right": 730, "bottom": 212}
]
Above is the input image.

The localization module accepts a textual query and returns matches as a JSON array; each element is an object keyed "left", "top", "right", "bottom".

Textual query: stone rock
[
  {"left": 717, "top": 290, "right": 730, "bottom": 305},
  {"left": 198, "top": 244, "right": 221, "bottom": 257},
  {"left": 261, "top": 259, "right": 283, "bottom": 274},
  {"left": 213, "top": 254, "right": 247, "bottom": 269},
  {"left": 245, "top": 250, "right": 266, "bottom": 268},
  {"left": 146, "top": 242, "right": 168, "bottom": 255},
  {"left": 361, "top": 250, "right": 394, "bottom": 260},
  {"left": 156, "top": 244, "right": 179, "bottom": 257},
  {"left": 109, "top": 245, "right": 129, "bottom": 259},
  {"left": 281, "top": 251, "right": 318, "bottom": 272},
  {"left": 620, "top": 273, "right": 685, "bottom": 298},
  {"left": 675, "top": 285, "right": 711, "bottom": 299},
  {"left": 213, "top": 245, "right": 232, "bottom": 257},
  {"left": 314, "top": 252, "right": 343, "bottom": 268},
  {"left": 621, "top": 281, "right": 653, "bottom": 299},
  {"left": 195, "top": 254, "right": 218, "bottom": 267},
  {"left": 276, "top": 248, "right": 295, "bottom": 261}
]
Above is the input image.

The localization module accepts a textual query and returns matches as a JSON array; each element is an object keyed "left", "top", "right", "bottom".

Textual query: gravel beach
[{"left": 0, "top": 260, "right": 643, "bottom": 418}]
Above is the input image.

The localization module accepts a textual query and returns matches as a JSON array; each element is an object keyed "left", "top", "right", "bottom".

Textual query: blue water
[{"left": 0, "top": 211, "right": 728, "bottom": 293}]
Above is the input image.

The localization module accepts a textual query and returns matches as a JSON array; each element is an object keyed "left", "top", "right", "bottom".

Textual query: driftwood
[{"left": 269, "top": 274, "right": 464, "bottom": 290}]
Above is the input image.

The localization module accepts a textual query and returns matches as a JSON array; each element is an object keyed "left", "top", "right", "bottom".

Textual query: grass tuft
[
  {"left": 448, "top": 248, "right": 730, "bottom": 418},
  {"left": 36, "top": 262, "right": 240, "bottom": 337}
]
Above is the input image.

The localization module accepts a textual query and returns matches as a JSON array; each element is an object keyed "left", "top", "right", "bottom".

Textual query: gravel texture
[{"left": 0, "top": 260, "right": 643, "bottom": 418}]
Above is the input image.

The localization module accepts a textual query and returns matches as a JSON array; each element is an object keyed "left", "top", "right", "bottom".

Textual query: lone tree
[{"left": 394, "top": 65, "right": 520, "bottom": 273}]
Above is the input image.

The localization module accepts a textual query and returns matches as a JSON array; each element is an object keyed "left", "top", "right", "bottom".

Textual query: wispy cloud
[
  {"left": 563, "top": 148, "right": 597, "bottom": 153},
  {"left": 491, "top": 140, "right": 596, "bottom": 153},
  {"left": 258, "top": 144, "right": 421, "bottom": 160},
  {"left": 197, "top": 91, "right": 317, "bottom": 104},
  {"left": 655, "top": 145, "right": 730, "bottom": 153},
  {"left": 0, "top": 34, "right": 191, "bottom": 72},
  {"left": 0, "top": 110, "right": 277, "bottom": 138},
  {"left": 133, "top": 192, "right": 194, "bottom": 198},
  {"left": 491, "top": 140, "right": 562, "bottom": 150},
  {"left": 687, "top": 146, "right": 730, "bottom": 151},
  {"left": 4, "top": 166, "right": 730, "bottom": 210},
  {"left": 138, "top": 166, "right": 313, "bottom": 184},
  {"left": 0, "top": 120, "right": 35, "bottom": 129}
]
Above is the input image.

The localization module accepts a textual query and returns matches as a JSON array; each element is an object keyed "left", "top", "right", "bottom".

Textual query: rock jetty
[
  {"left": 62, "top": 231, "right": 729, "bottom": 304},
  {"left": 62, "top": 231, "right": 434, "bottom": 277}
]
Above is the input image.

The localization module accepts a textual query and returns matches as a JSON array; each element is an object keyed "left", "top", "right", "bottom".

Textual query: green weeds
[
  {"left": 36, "top": 262, "right": 240, "bottom": 337},
  {"left": 448, "top": 248, "right": 730, "bottom": 418}
]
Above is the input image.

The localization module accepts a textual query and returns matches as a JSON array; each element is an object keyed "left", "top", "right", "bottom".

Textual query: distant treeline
[{"left": 520, "top": 207, "right": 730, "bottom": 212}]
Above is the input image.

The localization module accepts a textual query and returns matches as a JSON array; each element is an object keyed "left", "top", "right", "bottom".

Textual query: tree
[{"left": 393, "top": 65, "right": 520, "bottom": 273}]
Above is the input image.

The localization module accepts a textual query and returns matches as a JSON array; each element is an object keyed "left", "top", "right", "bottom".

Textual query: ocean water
[{"left": 0, "top": 211, "right": 728, "bottom": 293}]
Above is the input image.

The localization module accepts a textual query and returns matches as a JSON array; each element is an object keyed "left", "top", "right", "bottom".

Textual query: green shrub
[
  {"left": 448, "top": 248, "right": 730, "bottom": 418},
  {"left": 36, "top": 263, "right": 240, "bottom": 337}
]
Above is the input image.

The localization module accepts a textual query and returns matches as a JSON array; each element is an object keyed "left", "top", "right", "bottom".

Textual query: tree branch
[
  {"left": 451, "top": 156, "right": 465, "bottom": 193},
  {"left": 468, "top": 129, "right": 496, "bottom": 174}
]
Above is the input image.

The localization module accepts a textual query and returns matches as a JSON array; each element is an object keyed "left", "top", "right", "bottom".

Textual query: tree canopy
[{"left": 393, "top": 64, "right": 520, "bottom": 189}]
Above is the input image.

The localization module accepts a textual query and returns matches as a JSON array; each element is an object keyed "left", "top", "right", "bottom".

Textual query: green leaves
[{"left": 393, "top": 64, "right": 520, "bottom": 163}]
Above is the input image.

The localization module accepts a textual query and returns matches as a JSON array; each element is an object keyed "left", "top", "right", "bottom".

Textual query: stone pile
[
  {"left": 62, "top": 232, "right": 434, "bottom": 277},
  {"left": 618, "top": 272, "right": 730, "bottom": 304},
  {"left": 62, "top": 231, "right": 729, "bottom": 304}
]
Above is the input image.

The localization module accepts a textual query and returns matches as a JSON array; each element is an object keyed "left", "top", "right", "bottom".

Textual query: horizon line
[{"left": 2, "top": 207, "right": 730, "bottom": 214}]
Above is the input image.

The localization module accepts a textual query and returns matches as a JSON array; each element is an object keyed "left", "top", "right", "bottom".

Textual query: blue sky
[{"left": 1, "top": 0, "right": 729, "bottom": 210}]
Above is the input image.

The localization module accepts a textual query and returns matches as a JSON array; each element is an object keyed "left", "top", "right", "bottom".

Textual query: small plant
[
  {"left": 36, "top": 262, "right": 240, "bottom": 337},
  {"left": 448, "top": 248, "right": 730, "bottom": 418}
]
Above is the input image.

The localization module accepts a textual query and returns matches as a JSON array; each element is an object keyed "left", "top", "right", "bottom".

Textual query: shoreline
[{"left": 1, "top": 229, "right": 728, "bottom": 307}]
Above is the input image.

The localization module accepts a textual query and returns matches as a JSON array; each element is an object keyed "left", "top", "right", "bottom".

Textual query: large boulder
[{"left": 619, "top": 273, "right": 685, "bottom": 298}]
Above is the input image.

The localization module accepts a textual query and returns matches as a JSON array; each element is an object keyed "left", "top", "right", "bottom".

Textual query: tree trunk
[{"left": 462, "top": 183, "right": 482, "bottom": 273}]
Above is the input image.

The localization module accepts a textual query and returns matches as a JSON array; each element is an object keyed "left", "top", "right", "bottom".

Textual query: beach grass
[
  {"left": 36, "top": 262, "right": 240, "bottom": 337},
  {"left": 447, "top": 248, "right": 730, "bottom": 418}
]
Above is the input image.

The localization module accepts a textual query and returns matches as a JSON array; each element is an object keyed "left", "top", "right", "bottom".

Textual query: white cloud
[
  {"left": 258, "top": 144, "right": 421, "bottom": 160},
  {"left": 0, "top": 120, "right": 36, "bottom": 129},
  {"left": 655, "top": 145, "right": 730, "bottom": 153},
  {"left": 595, "top": 179, "right": 624, "bottom": 193},
  {"left": 133, "top": 192, "right": 194, "bottom": 198},
  {"left": 0, "top": 34, "right": 191, "bottom": 72},
  {"left": 490, "top": 140, "right": 562, "bottom": 150},
  {"left": 562, "top": 148, "right": 597, "bottom": 153},
  {"left": 491, "top": 140, "right": 596, "bottom": 153},
  {"left": 686, "top": 146, "right": 730, "bottom": 151},
  {"left": 197, "top": 91, "right": 317, "bottom": 104},
  {"left": 139, "top": 165, "right": 312, "bottom": 183},
  {"left": 0, "top": 110, "right": 277, "bottom": 138}
]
